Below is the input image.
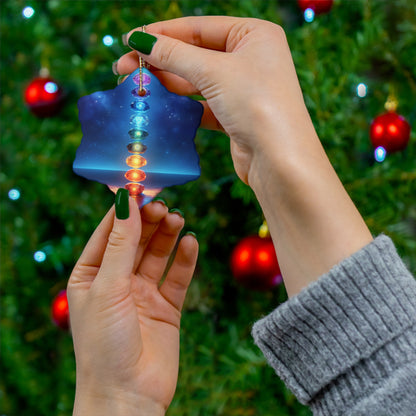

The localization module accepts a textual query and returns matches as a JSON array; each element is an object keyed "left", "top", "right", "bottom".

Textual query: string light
[
  {"left": 44, "top": 81, "right": 58, "bottom": 93},
  {"left": 22, "top": 6, "right": 35, "bottom": 19},
  {"left": 356, "top": 83, "right": 367, "bottom": 98},
  {"left": 304, "top": 8, "right": 315, "bottom": 22},
  {"left": 102, "top": 35, "right": 114, "bottom": 46},
  {"left": 34, "top": 250, "right": 46, "bottom": 262},
  {"left": 8, "top": 189, "right": 21, "bottom": 200},
  {"left": 374, "top": 146, "right": 387, "bottom": 162}
]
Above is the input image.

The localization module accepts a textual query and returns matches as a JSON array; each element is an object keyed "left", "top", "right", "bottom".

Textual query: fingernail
[
  {"left": 152, "top": 197, "right": 167, "bottom": 206},
  {"left": 115, "top": 188, "right": 129, "bottom": 219},
  {"left": 117, "top": 75, "right": 128, "bottom": 85},
  {"left": 186, "top": 231, "right": 197, "bottom": 238},
  {"left": 121, "top": 33, "right": 128, "bottom": 46},
  {"left": 112, "top": 60, "right": 119, "bottom": 75},
  {"left": 128, "top": 31, "right": 157, "bottom": 55},
  {"left": 169, "top": 208, "right": 184, "bottom": 218}
]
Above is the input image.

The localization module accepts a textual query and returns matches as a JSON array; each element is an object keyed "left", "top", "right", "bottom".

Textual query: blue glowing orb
[
  {"left": 304, "top": 8, "right": 315, "bottom": 22},
  {"left": 8, "top": 189, "right": 21, "bottom": 200},
  {"left": 34, "top": 251, "right": 46, "bottom": 262},
  {"left": 22, "top": 6, "right": 35, "bottom": 19},
  {"left": 374, "top": 146, "right": 387, "bottom": 162},
  {"left": 103, "top": 35, "right": 114, "bottom": 46},
  {"left": 356, "top": 83, "right": 367, "bottom": 98}
]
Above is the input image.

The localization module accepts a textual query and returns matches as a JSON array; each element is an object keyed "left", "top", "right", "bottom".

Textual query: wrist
[
  {"left": 73, "top": 387, "right": 165, "bottom": 416},
  {"left": 246, "top": 113, "right": 372, "bottom": 296}
]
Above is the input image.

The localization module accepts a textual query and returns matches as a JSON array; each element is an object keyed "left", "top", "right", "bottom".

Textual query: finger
[
  {"left": 142, "top": 16, "right": 244, "bottom": 51},
  {"left": 115, "top": 52, "right": 201, "bottom": 96},
  {"left": 151, "top": 70, "right": 201, "bottom": 96},
  {"left": 200, "top": 101, "right": 224, "bottom": 132},
  {"left": 126, "top": 28, "right": 222, "bottom": 92},
  {"left": 70, "top": 206, "right": 115, "bottom": 277},
  {"left": 136, "top": 211, "right": 185, "bottom": 284},
  {"left": 159, "top": 233, "right": 199, "bottom": 311},
  {"left": 97, "top": 197, "right": 141, "bottom": 288},
  {"left": 133, "top": 200, "right": 169, "bottom": 271},
  {"left": 114, "top": 50, "right": 141, "bottom": 75}
]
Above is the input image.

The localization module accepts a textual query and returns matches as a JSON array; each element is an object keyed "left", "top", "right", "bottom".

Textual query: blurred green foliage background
[{"left": 1, "top": 0, "right": 415, "bottom": 415}]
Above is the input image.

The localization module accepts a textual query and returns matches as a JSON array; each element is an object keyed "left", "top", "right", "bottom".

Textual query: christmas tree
[{"left": 1, "top": 1, "right": 415, "bottom": 415}]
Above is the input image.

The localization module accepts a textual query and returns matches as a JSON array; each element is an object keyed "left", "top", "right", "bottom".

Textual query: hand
[
  {"left": 116, "top": 16, "right": 310, "bottom": 185},
  {"left": 116, "top": 16, "right": 372, "bottom": 297},
  {"left": 67, "top": 199, "right": 198, "bottom": 415}
]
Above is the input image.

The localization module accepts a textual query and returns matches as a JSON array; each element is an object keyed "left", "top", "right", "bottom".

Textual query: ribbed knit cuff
[{"left": 252, "top": 235, "right": 416, "bottom": 414}]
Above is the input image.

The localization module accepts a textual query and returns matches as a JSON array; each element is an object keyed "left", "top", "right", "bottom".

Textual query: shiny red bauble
[
  {"left": 298, "top": 0, "right": 334, "bottom": 14},
  {"left": 230, "top": 235, "right": 282, "bottom": 291},
  {"left": 24, "top": 76, "right": 63, "bottom": 117},
  {"left": 370, "top": 112, "right": 411, "bottom": 153},
  {"left": 51, "top": 290, "right": 69, "bottom": 330}
]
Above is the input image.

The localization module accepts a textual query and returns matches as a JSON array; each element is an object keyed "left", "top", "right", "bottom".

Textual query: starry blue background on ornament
[{"left": 73, "top": 67, "right": 203, "bottom": 203}]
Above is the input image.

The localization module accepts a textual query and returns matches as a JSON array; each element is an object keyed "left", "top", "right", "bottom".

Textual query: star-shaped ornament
[{"left": 73, "top": 67, "right": 203, "bottom": 206}]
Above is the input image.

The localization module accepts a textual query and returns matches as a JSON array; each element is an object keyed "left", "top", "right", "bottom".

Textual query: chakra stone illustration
[{"left": 73, "top": 67, "right": 203, "bottom": 206}]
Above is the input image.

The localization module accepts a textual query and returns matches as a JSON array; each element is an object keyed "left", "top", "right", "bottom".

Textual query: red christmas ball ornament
[
  {"left": 370, "top": 111, "right": 411, "bottom": 153},
  {"left": 230, "top": 235, "right": 282, "bottom": 291},
  {"left": 51, "top": 290, "right": 69, "bottom": 330},
  {"left": 298, "top": 0, "right": 334, "bottom": 15},
  {"left": 24, "top": 76, "right": 63, "bottom": 117}
]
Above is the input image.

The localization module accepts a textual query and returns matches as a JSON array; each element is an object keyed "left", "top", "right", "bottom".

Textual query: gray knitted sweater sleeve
[{"left": 251, "top": 235, "right": 416, "bottom": 416}]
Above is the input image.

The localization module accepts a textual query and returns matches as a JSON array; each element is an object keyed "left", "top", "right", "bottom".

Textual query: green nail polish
[
  {"left": 112, "top": 60, "right": 119, "bottom": 75},
  {"left": 115, "top": 188, "right": 129, "bottom": 219},
  {"left": 186, "top": 231, "right": 197, "bottom": 238},
  {"left": 169, "top": 208, "right": 184, "bottom": 218},
  {"left": 128, "top": 31, "right": 157, "bottom": 55},
  {"left": 152, "top": 197, "right": 167, "bottom": 206},
  {"left": 117, "top": 75, "right": 129, "bottom": 85}
]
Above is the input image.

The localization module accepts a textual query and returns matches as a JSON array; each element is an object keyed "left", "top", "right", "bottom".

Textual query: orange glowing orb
[
  {"left": 126, "top": 155, "right": 147, "bottom": 168},
  {"left": 125, "top": 169, "right": 146, "bottom": 182},
  {"left": 125, "top": 183, "right": 144, "bottom": 196}
]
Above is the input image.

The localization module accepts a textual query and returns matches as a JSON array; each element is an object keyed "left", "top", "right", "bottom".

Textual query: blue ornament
[{"left": 73, "top": 67, "right": 203, "bottom": 206}]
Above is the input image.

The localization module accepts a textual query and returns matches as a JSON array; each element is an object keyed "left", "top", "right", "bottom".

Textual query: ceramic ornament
[{"left": 73, "top": 67, "right": 203, "bottom": 206}]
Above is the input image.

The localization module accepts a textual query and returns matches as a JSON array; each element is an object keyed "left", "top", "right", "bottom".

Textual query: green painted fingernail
[
  {"left": 152, "top": 197, "right": 167, "bottom": 206},
  {"left": 112, "top": 60, "right": 119, "bottom": 75},
  {"left": 186, "top": 231, "right": 197, "bottom": 238},
  {"left": 128, "top": 31, "right": 157, "bottom": 55},
  {"left": 169, "top": 208, "right": 184, "bottom": 218},
  {"left": 115, "top": 188, "right": 129, "bottom": 219}
]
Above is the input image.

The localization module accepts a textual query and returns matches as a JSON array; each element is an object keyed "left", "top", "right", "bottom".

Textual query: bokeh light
[
  {"left": 374, "top": 146, "right": 387, "bottom": 162},
  {"left": 356, "top": 83, "right": 367, "bottom": 98},
  {"left": 34, "top": 250, "right": 47, "bottom": 262},
  {"left": 102, "top": 35, "right": 114, "bottom": 46},
  {"left": 22, "top": 6, "right": 35, "bottom": 19},
  {"left": 304, "top": 8, "right": 315, "bottom": 22},
  {"left": 8, "top": 189, "right": 21, "bottom": 200}
]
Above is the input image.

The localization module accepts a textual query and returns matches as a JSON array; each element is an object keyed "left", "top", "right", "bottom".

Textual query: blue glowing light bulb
[
  {"left": 374, "top": 146, "right": 387, "bottom": 162},
  {"left": 22, "top": 6, "right": 35, "bottom": 19},
  {"left": 304, "top": 8, "right": 315, "bottom": 22},
  {"left": 356, "top": 83, "right": 367, "bottom": 98},
  {"left": 34, "top": 250, "right": 47, "bottom": 262},
  {"left": 44, "top": 81, "right": 58, "bottom": 93},
  {"left": 8, "top": 189, "right": 21, "bottom": 200},
  {"left": 103, "top": 35, "right": 114, "bottom": 46}
]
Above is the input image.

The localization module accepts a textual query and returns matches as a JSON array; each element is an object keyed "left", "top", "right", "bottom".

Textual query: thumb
[
  {"left": 97, "top": 189, "right": 141, "bottom": 288},
  {"left": 126, "top": 30, "right": 218, "bottom": 91}
]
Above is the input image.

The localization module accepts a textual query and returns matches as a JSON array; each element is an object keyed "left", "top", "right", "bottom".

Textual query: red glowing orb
[
  {"left": 51, "top": 290, "right": 69, "bottom": 330},
  {"left": 370, "top": 112, "right": 411, "bottom": 153},
  {"left": 230, "top": 235, "right": 282, "bottom": 290},
  {"left": 24, "top": 77, "right": 63, "bottom": 117}
]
